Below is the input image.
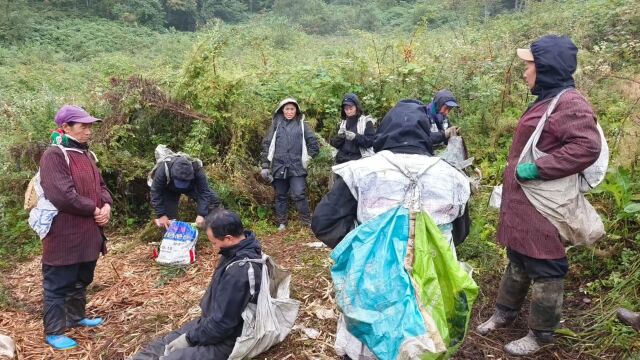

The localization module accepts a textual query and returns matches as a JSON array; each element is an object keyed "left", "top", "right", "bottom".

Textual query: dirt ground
[{"left": 0, "top": 226, "right": 611, "bottom": 360}]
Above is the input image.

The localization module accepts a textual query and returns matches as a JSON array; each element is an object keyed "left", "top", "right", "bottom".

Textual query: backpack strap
[
  {"left": 52, "top": 144, "right": 70, "bottom": 166},
  {"left": 225, "top": 258, "right": 265, "bottom": 297}
]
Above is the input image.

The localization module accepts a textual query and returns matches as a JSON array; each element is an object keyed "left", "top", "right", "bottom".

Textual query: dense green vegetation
[{"left": 1, "top": 0, "right": 639, "bottom": 357}]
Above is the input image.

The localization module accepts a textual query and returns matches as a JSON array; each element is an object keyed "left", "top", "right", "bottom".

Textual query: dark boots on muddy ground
[{"left": 477, "top": 261, "right": 564, "bottom": 356}]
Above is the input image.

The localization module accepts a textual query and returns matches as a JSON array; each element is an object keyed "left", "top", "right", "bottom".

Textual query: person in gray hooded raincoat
[{"left": 260, "top": 98, "right": 320, "bottom": 231}]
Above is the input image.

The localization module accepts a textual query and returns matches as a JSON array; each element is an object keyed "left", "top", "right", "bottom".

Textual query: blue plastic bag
[{"left": 331, "top": 207, "right": 428, "bottom": 360}]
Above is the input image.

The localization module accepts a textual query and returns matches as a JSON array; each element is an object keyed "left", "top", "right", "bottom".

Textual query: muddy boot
[
  {"left": 504, "top": 330, "right": 545, "bottom": 356},
  {"left": 477, "top": 305, "right": 518, "bottom": 335},
  {"left": 617, "top": 308, "right": 640, "bottom": 331},
  {"left": 506, "top": 277, "right": 564, "bottom": 356},
  {"left": 478, "top": 261, "right": 530, "bottom": 335}
]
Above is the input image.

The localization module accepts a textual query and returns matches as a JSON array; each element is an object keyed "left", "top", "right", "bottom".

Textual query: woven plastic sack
[
  {"left": 331, "top": 206, "right": 477, "bottom": 360},
  {"left": 156, "top": 221, "right": 198, "bottom": 265},
  {"left": 228, "top": 255, "right": 300, "bottom": 359},
  {"left": 410, "top": 212, "right": 478, "bottom": 359}
]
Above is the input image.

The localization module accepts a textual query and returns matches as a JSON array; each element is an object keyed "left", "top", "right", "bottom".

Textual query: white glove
[
  {"left": 195, "top": 215, "right": 205, "bottom": 228},
  {"left": 260, "top": 169, "right": 273, "bottom": 183},
  {"left": 337, "top": 127, "right": 346, "bottom": 137},
  {"left": 164, "top": 334, "right": 190, "bottom": 355},
  {"left": 445, "top": 126, "right": 459, "bottom": 138},
  {"left": 344, "top": 131, "right": 356, "bottom": 141}
]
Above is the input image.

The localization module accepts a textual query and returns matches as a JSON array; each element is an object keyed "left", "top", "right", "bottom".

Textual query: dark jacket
[
  {"left": 186, "top": 232, "right": 263, "bottom": 346},
  {"left": 40, "top": 141, "right": 112, "bottom": 266},
  {"left": 373, "top": 99, "right": 437, "bottom": 156},
  {"left": 260, "top": 99, "right": 320, "bottom": 179},
  {"left": 313, "top": 121, "right": 471, "bottom": 248},
  {"left": 150, "top": 158, "right": 221, "bottom": 218},
  {"left": 330, "top": 93, "right": 375, "bottom": 164},
  {"left": 497, "top": 35, "right": 601, "bottom": 259},
  {"left": 426, "top": 90, "right": 456, "bottom": 146}
]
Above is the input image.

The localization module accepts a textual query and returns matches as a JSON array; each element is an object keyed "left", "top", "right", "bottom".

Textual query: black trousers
[
  {"left": 42, "top": 260, "right": 97, "bottom": 335},
  {"left": 131, "top": 319, "right": 235, "bottom": 360},
  {"left": 272, "top": 176, "right": 311, "bottom": 225}
]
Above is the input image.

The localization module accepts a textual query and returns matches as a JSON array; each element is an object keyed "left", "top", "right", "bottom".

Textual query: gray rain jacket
[{"left": 260, "top": 98, "right": 320, "bottom": 179}]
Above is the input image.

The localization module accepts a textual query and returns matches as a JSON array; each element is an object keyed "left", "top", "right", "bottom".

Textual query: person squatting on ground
[
  {"left": 476, "top": 35, "right": 602, "bottom": 356},
  {"left": 312, "top": 98, "right": 471, "bottom": 359},
  {"left": 260, "top": 98, "right": 320, "bottom": 231},
  {"left": 131, "top": 209, "right": 263, "bottom": 360},
  {"left": 426, "top": 89, "right": 460, "bottom": 147},
  {"left": 150, "top": 153, "right": 221, "bottom": 229},
  {"left": 39, "top": 105, "right": 113, "bottom": 350},
  {"left": 330, "top": 93, "right": 375, "bottom": 165}
]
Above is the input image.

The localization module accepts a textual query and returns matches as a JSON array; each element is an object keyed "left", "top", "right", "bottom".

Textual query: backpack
[
  {"left": 25, "top": 145, "right": 97, "bottom": 239},
  {"left": 147, "top": 145, "right": 203, "bottom": 187}
]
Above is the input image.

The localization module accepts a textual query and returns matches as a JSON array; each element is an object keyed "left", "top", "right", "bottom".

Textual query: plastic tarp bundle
[{"left": 331, "top": 206, "right": 478, "bottom": 360}]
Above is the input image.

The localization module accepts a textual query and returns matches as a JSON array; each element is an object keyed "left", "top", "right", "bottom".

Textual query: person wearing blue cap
[
  {"left": 150, "top": 154, "right": 221, "bottom": 229},
  {"left": 426, "top": 89, "right": 460, "bottom": 146}
]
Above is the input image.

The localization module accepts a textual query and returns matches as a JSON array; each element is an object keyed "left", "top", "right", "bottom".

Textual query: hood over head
[
  {"left": 274, "top": 97, "right": 301, "bottom": 117},
  {"left": 529, "top": 35, "right": 577, "bottom": 100},
  {"left": 432, "top": 89, "right": 459, "bottom": 112},
  {"left": 340, "top": 93, "right": 363, "bottom": 119}
]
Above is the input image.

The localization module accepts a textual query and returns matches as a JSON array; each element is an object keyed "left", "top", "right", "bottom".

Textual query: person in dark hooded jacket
[
  {"left": 131, "top": 209, "right": 262, "bottom": 360},
  {"left": 260, "top": 98, "right": 320, "bottom": 230},
  {"left": 312, "top": 99, "right": 470, "bottom": 249},
  {"left": 426, "top": 89, "right": 460, "bottom": 146},
  {"left": 476, "top": 35, "right": 601, "bottom": 356},
  {"left": 330, "top": 93, "right": 375, "bottom": 164},
  {"left": 150, "top": 156, "right": 221, "bottom": 229},
  {"left": 372, "top": 99, "right": 457, "bottom": 156}
]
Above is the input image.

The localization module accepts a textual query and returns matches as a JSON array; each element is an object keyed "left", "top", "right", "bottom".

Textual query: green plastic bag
[{"left": 410, "top": 212, "right": 479, "bottom": 359}]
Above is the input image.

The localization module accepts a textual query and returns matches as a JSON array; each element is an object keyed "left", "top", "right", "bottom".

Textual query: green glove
[{"left": 516, "top": 163, "right": 539, "bottom": 181}]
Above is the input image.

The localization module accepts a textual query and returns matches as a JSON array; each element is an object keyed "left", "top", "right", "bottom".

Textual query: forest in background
[{"left": 0, "top": 0, "right": 639, "bottom": 357}]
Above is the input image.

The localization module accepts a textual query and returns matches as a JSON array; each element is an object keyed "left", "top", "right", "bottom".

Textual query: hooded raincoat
[
  {"left": 497, "top": 35, "right": 601, "bottom": 260},
  {"left": 427, "top": 89, "right": 457, "bottom": 146},
  {"left": 330, "top": 93, "right": 375, "bottom": 164},
  {"left": 260, "top": 98, "right": 320, "bottom": 179}
]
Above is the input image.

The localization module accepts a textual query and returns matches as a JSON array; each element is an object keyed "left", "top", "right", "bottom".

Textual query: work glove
[
  {"left": 164, "top": 334, "right": 190, "bottom": 355},
  {"left": 445, "top": 126, "right": 459, "bottom": 138},
  {"left": 337, "top": 127, "right": 346, "bottom": 138},
  {"left": 344, "top": 131, "right": 356, "bottom": 141},
  {"left": 260, "top": 168, "right": 273, "bottom": 183},
  {"left": 516, "top": 163, "right": 539, "bottom": 181},
  {"left": 195, "top": 215, "right": 205, "bottom": 228},
  {"left": 155, "top": 216, "right": 171, "bottom": 229}
]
